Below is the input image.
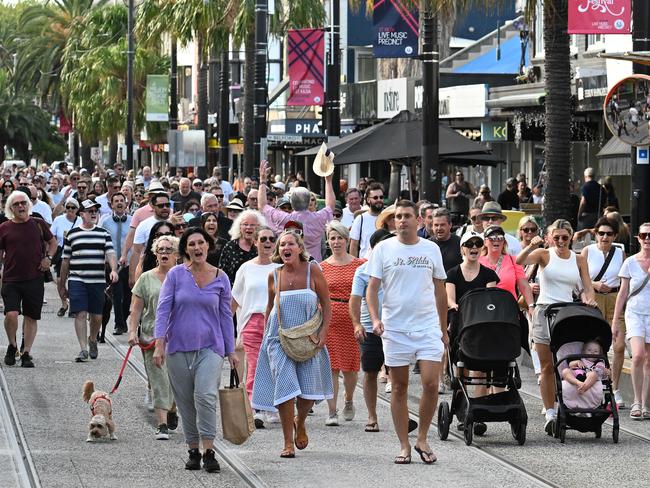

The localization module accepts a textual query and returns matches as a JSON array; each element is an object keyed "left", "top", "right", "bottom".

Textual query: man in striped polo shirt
[{"left": 59, "top": 200, "right": 118, "bottom": 362}]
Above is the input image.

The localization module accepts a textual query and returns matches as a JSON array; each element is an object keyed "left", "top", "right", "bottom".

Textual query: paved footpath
[{"left": 1, "top": 283, "right": 649, "bottom": 487}]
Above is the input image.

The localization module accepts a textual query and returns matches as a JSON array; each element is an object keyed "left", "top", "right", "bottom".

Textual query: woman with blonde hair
[
  {"left": 517, "top": 219, "right": 596, "bottom": 435},
  {"left": 128, "top": 235, "right": 179, "bottom": 440},
  {"left": 252, "top": 230, "right": 333, "bottom": 458},
  {"left": 219, "top": 209, "right": 267, "bottom": 285},
  {"left": 320, "top": 221, "right": 365, "bottom": 426}
]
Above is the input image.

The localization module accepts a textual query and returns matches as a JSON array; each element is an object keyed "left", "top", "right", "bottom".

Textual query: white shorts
[
  {"left": 382, "top": 328, "right": 444, "bottom": 367},
  {"left": 624, "top": 309, "right": 650, "bottom": 343}
]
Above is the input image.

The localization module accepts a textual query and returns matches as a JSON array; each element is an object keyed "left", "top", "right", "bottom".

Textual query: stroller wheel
[
  {"left": 437, "top": 401, "right": 450, "bottom": 441},
  {"left": 464, "top": 422, "right": 474, "bottom": 446},
  {"left": 595, "top": 426, "right": 602, "bottom": 439},
  {"left": 511, "top": 422, "right": 526, "bottom": 445}
]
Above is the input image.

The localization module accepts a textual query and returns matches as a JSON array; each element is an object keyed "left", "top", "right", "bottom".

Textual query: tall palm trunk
[
  {"left": 243, "top": 30, "right": 255, "bottom": 177},
  {"left": 542, "top": 0, "right": 571, "bottom": 224},
  {"left": 197, "top": 35, "right": 209, "bottom": 178},
  {"left": 108, "top": 134, "right": 118, "bottom": 166}
]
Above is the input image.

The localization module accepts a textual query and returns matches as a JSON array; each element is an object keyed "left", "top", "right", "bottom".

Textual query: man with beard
[
  {"left": 59, "top": 200, "right": 118, "bottom": 362},
  {"left": 129, "top": 193, "right": 172, "bottom": 286},
  {"left": 0, "top": 191, "right": 58, "bottom": 368},
  {"left": 99, "top": 192, "right": 133, "bottom": 336},
  {"left": 429, "top": 208, "right": 463, "bottom": 272},
  {"left": 350, "top": 183, "right": 384, "bottom": 258}
]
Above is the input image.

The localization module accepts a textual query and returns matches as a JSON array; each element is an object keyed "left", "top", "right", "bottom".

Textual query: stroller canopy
[
  {"left": 549, "top": 304, "right": 612, "bottom": 353},
  {"left": 458, "top": 288, "right": 522, "bottom": 362}
]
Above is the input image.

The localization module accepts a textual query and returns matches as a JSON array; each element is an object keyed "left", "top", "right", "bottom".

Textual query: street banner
[
  {"left": 287, "top": 29, "right": 324, "bottom": 106},
  {"left": 568, "top": 0, "right": 631, "bottom": 34},
  {"left": 373, "top": 0, "right": 419, "bottom": 58},
  {"left": 146, "top": 74, "right": 169, "bottom": 122}
]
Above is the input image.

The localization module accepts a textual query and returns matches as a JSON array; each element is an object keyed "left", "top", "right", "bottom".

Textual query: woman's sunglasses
[
  {"left": 638, "top": 232, "right": 650, "bottom": 240},
  {"left": 552, "top": 235, "right": 570, "bottom": 242},
  {"left": 259, "top": 236, "right": 276, "bottom": 243},
  {"left": 521, "top": 227, "right": 538, "bottom": 234},
  {"left": 597, "top": 231, "right": 614, "bottom": 237},
  {"left": 487, "top": 235, "right": 505, "bottom": 242},
  {"left": 462, "top": 240, "right": 483, "bottom": 249}
]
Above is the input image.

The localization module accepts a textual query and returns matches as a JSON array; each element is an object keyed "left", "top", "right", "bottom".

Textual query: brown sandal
[
  {"left": 280, "top": 447, "right": 295, "bottom": 458},
  {"left": 294, "top": 417, "right": 309, "bottom": 450}
]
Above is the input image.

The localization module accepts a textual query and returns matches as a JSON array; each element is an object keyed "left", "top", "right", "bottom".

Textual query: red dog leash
[{"left": 111, "top": 341, "right": 156, "bottom": 394}]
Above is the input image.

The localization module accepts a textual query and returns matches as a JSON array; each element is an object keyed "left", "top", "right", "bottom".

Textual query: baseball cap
[
  {"left": 284, "top": 220, "right": 303, "bottom": 231},
  {"left": 80, "top": 199, "right": 101, "bottom": 211},
  {"left": 460, "top": 231, "right": 484, "bottom": 247}
]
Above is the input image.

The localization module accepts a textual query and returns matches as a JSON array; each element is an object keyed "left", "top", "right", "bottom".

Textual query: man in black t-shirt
[
  {"left": 577, "top": 167, "right": 606, "bottom": 230},
  {"left": 497, "top": 178, "right": 520, "bottom": 211},
  {"left": 429, "top": 208, "right": 462, "bottom": 272}
]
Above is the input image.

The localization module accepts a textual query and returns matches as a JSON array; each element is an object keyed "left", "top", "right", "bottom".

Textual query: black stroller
[
  {"left": 545, "top": 303, "right": 620, "bottom": 443},
  {"left": 438, "top": 288, "right": 528, "bottom": 446}
]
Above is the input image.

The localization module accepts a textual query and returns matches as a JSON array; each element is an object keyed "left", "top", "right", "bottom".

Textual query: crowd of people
[{"left": 0, "top": 157, "right": 648, "bottom": 472}]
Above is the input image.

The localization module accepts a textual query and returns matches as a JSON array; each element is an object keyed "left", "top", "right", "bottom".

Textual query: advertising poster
[
  {"left": 373, "top": 0, "right": 419, "bottom": 58},
  {"left": 287, "top": 29, "right": 324, "bottom": 107},
  {"left": 145, "top": 74, "right": 169, "bottom": 122},
  {"left": 568, "top": 0, "right": 631, "bottom": 34}
]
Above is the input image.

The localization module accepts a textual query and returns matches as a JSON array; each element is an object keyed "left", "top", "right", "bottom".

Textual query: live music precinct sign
[
  {"left": 373, "top": 0, "right": 419, "bottom": 58},
  {"left": 287, "top": 29, "right": 325, "bottom": 106},
  {"left": 568, "top": 0, "right": 631, "bottom": 34}
]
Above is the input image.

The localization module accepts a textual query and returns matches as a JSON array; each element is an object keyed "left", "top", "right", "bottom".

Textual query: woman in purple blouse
[{"left": 154, "top": 227, "right": 239, "bottom": 473}]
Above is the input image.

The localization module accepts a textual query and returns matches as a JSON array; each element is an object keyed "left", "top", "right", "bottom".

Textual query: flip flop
[
  {"left": 364, "top": 422, "right": 379, "bottom": 432},
  {"left": 643, "top": 407, "right": 650, "bottom": 419},
  {"left": 414, "top": 446, "right": 437, "bottom": 464},
  {"left": 630, "top": 402, "right": 643, "bottom": 420},
  {"left": 394, "top": 454, "right": 411, "bottom": 464},
  {"left": 294, "top": 418, "right": 308, "bottom": 450},
  {"left": 56, "top": 307, "right": 67, "bottom": 317},
  {"left": 280, "top": 448, "right": 295, "bottom": 458}
]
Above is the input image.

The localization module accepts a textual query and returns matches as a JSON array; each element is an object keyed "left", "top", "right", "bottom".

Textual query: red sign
[
  {"left": 287, "top": 29, "right": 324, "bottom": 107},
  {"left": 568, "top": 0, "right": 631, "bottom": 34},
  {"left": 58, "top": 110, "right": 72, "bottom": 134}
]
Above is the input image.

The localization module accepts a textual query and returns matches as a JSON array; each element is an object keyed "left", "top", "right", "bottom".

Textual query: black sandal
[
  {"left": 280, "top": 448, "right": 295, "bottom": 458},
  {"left": 57, "top": 307, "right": 67, "bottom": 317},
  {"left": 414, "top": 446, "right": 437, "bottom": 464},
  {"left": 394, "top": 454, "right": 411, "bottom": 464},
  {"left": 364, "top": 422, "right": 379, "bottom": 432}
]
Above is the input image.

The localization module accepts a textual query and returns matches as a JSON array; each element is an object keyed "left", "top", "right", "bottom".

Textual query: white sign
[
  {"left": 638, "top": 146, "right": 649, "bottom": 165},
  {"left": 438, "top": 84, "right": 487, "bottom": 119},
  {"left": 377, "top": 78, "right": 409, "bottom": 119}
]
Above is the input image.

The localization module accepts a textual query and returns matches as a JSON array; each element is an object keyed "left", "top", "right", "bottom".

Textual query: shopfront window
[{"left": 586, "top": 34, "right": 605, "bottom": 51}]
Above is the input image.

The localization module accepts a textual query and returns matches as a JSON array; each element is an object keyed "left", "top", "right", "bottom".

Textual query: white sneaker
[
  {"left": 144, "top": 389, "right": 154, "bottom": 412},
  {"left": 385, "top": 381, "right": 392, "bottom": 394},
  {"left": 342, "top": 401, "right": 355, "bottom": 421},
  {"left": 614, "top": 390, "right": 626, "bottom": 409},
  {"left": 544, "top": 409, "right": 556, "bottom": 436},
  {"left": 325, "top": 411, "right": 339, "bottom": 426},
  {"left": 266, "top": 411, "right": 280, "bottom": 424},
  {"left": 541, "top": 407, "right": 547, "bottom": 415}
]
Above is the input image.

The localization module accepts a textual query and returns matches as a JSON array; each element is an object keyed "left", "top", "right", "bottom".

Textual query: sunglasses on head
[
  {"left": 154, "top": 231, "right": 173, "bottom": 238},
  {"left": 638, "top": 232, "right": 650, "bottom": 240},
  {"left": 286, "top": 228, "right": 303, "bottom": 236},
  {"left": 597, "top": 231, "right": 614, "bottom": 237},
  {"left": 553, "top": 235, "right": 570, "bottom": 242},
  {"left": 259, "top": 235, "right": 276, "bottom": 243},
  {"left": 463, "top": 240, "right": 483, "bottom": 249}
]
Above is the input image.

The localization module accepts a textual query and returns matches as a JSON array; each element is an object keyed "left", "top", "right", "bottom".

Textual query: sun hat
[
  {"left": 147, "top": 181, "right": 166, "bottom": 194},
  {"left": 312, "top": 142, "right": 335, "bottom": 177},
  {"left": 478, "top": 201, "right": 507, "bottom": 221},
  {"left": 65, "top": 197, "right": 80, "bottom": 209},
  {"left": 375, "top": 204, "right": 396, "bottom": 230},
  {"left": 225, "top": 198, "right": 245, "bottom": 212},
  {"left": 272, "top": 182, "right": 286, "bottom": 191}
]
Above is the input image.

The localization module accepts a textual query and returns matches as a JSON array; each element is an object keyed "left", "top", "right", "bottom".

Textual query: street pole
[
  {"left": 253, "top": 0, "right": 268, "bottom": 175},
  {"left": 219, "top": 50, "right": 231, "bottom": 176},
  {"left": 325, "top": 0, "right": 341, "bottom": 199},
  {"left": 420, "top": 10, "right": 440, "bottom": 204},
  {"left": 170, "top": 38, "right": 178, "bottom": 131},
  {"left": 126, "top": 0, "right": 135, "bottom": 171},
  {"left": 630, "top": 0, "right": 650, "bottom": 251}
]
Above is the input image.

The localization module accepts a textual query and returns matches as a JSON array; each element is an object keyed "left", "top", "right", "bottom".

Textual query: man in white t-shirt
[
  {"left": 350, "top": 183, "right": 384, "bottom": 258},
  {"left": 366, "top": 200, "right": 448, "bottom": 464}
]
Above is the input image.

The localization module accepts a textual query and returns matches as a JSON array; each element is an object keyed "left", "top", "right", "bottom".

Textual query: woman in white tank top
[
  {"left": 516, "top": 219, "right": 596, "bottom": 435},
  {"left": 581, "top": 217, "right": 626, "bottom": 409}
]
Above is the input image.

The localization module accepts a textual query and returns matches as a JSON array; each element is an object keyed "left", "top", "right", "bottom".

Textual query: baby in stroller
[{"left": 559, "top": 340, "right": 609, "bottom": 410}]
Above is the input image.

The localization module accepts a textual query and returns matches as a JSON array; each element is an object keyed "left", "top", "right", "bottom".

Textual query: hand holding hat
[{"left": 313, "top": 143, "right": 335, "bottom": 177}]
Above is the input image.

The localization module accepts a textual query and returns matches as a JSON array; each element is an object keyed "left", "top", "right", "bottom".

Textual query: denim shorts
[{"left": 69, "top": 280, "right": 106, "bottom": 315}]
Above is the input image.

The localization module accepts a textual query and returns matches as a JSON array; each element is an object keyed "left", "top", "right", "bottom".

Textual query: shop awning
[
  {"left": 486, "top": 92, "right": 545, "bottom": 109},
  {"left": 597, "top": 51, "right": 650, "bottom": 67},
  {"left": 596, "top": 137, "right": 631, "bottom": 176}
]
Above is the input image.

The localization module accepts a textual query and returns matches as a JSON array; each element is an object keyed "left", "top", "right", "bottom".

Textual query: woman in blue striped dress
[{"left": 252, "top": 230, "right": 333, "bottom": 458}]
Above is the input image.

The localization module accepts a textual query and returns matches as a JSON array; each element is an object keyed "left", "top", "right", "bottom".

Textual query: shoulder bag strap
[
  {"left": 275, "top": 268, "right": 282, "bottom": 331},
  {"left": 593, "top": 247, "right": 616, "bottom": 282},
  {"left": 628, "top": 272, "right": 650, "bottom": 300}
]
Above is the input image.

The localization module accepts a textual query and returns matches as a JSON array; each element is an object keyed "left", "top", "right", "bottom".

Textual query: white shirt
[
  {"left": 134, "top": 216, "right": 166, "bottom": 245},
  {"left": 220, "top": 180, "right": 234, "bottom": 203},
  {"left": 32, "top": 199, "right": 52, "bottom": 224},
  {"left": 350, "top": 213, "right": 378, "bottom": 258},
  {"left": 619, "top": 257, "right": 650, "bottom": 314},
  {"left": 367, "top": 237, "right": 446, "bottom": 333},
  {"left": 585, "top": 243, "right": 624, "bottom": 288},
  {"left": 49, "top": 191, "right": 64, "bottom": 206},
  {"left": 50, "top": 214, "right": 79, "bottom": 246},
  {"left": 95, "top": 193, "right": 112, "bottom": 216},
  {"left": 505, "top": 234, "right": 522, "bottom": 256},
  {"left": 341, "top": 206, "right": 358, "bottom": 228},
  {"left": 231, "top": 261, "right": 281, "bottom": 338}
]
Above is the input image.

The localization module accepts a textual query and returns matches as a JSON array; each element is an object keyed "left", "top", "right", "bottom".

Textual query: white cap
[{"left": 460, "top": 231, "right": 484, "bottom": 247}]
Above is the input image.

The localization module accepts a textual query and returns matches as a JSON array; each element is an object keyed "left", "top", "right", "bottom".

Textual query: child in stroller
[{"left": 560, "top": 340, "right": 609, "bottom": 410}]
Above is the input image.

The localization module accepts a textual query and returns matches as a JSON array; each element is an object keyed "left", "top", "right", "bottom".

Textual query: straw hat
[
  {"left": 375, "top": 205, "right": 396, "bottom": 230},
  {"left": 312, "top": 142, "right": 335, "bottom": 177}
]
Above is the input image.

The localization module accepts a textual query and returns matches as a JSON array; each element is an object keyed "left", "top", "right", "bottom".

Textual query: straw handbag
[{"left": 276, "top": 269, "right": 322, "bottom": 362}]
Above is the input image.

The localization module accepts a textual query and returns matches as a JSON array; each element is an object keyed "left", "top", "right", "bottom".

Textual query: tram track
[
  {"left": 104, "top": 334, "right": 268, "bottom": 488},
  {"left": 0, "top": 365, "right": 41, "bottom": 488},
  {"left": 358, "top": 381, "right": 560, "bottom": 488}
]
